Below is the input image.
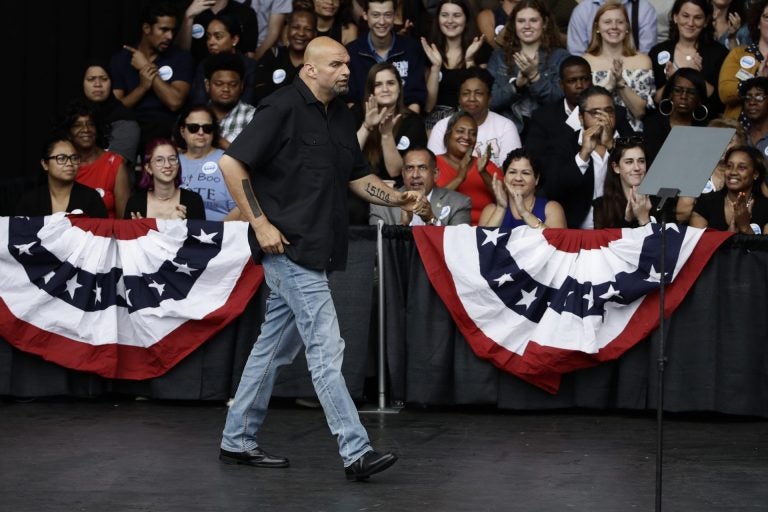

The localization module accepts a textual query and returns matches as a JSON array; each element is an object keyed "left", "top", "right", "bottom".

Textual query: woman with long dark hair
[
  {"left": 357, "top": 62, "right": 427, "bottom": 179},
  {"left": 420, "top": 0, "right": 491, "bottom": 128},
  {"left": 650, "top": 0, "right": 728, "bottom": 118},
  {"left": 487, "top": 0, "right": 569, "bottom": 133},
  {"left": 593, "top": 138, "right": 654, "bottom": 228}
]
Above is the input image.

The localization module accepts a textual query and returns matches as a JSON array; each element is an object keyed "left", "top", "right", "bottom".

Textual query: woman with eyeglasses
[
  {"left": 740, "top": 76, "right": 768, "bottom": 156},
  {"left": 592, "top": 138, "right": 656, "bottom": 228},
  {"left": 642, "top": 68, "right": 709, "bottom": 166},
  {"left": 124, "top": 138, "right": 205, "bottom": 221},
  {"left": 649, "top": 0, "right": 728, "bottom": 119},
  {"left": 689, "top": 145, "right": 768, "bottom": 233},
  {"left": 174, "top": 105, "right": 238, "bottom": 221},
  {"left": 16, "top": 133, "right": 108, "bottom": 218},
  {"left": 435, "top": 110, "right": 502, "bottom": 225},
  {"left": 487, "top": 0, "right": 569, "bottom": 133},
  {"left": 582, "top": 2, "right": 655, "bottom": 132},
  {"left": 719, "top": 0, "right": 768, "bottom": 119},
  {"left": 478, "top": 147, "right": 566, "bottom": 228},
  {"left": 60, "top": 99, "right": 132, "bottom": 219}
]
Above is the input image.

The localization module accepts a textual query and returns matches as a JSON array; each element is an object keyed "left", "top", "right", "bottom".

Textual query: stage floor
[{"left": 1, "top": 397, "right": 766, "bottom": 511}]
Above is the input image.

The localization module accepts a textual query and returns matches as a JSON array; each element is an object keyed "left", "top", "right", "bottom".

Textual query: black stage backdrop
[{"left": 3, "top": 0, "right": 187, "bottom": 214}]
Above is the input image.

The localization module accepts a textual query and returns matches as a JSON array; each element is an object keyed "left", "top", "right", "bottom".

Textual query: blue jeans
[{"left": 221, "top": 254, "right": 372, "bottom": 466}]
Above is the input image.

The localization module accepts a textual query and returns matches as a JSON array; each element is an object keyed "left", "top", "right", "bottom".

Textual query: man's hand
[
  {"left": 252, "top": 219, "right": 291, "bottom": 255},
  {"left": 186, "top": 0, "right": 215, "bottom": 19},
  {"left": 399, "top": 190, "right": 425, "bottom": 213},
  {"left": 124, "top": 45, "right": 150, "bottom": 71}
]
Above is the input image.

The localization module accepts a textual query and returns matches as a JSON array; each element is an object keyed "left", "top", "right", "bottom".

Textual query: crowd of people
[
  {"left": 14, "top": 0, "right": 768, "bottom": 482},
  {"left": 16, "top": 0, "right": 768, "bottom": 235}
]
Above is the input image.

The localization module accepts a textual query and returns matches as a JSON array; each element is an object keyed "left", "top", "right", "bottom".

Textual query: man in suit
[
  {"left": 542, "top": 86, "right": 635, "bottom": 229},
  {"left": 526, "top": 56, "right": 636, "bottom": 165},
  {"left": 370, "top": 147, "right": 471, "bottom": 226}
]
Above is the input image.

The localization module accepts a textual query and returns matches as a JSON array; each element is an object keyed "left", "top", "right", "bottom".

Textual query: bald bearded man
[{"left": 218, "top": 37, "right": 418, "bottom": 480}]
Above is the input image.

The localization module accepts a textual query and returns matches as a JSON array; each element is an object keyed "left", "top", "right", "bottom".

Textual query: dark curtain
[
  {"left": 379, "top": 231, "right": 768, "bottom": 418},
  {"left": 2, "top": 0, "right": 187, "bottom": 215}
]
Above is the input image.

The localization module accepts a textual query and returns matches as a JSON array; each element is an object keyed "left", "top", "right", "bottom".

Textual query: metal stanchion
[{"left": 359, "top": 220, "right": 400, "bottom": 414}]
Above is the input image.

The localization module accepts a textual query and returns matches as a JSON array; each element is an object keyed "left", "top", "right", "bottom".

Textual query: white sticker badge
[
  {"left": 494, "top": 25, "right": 504, "bottom": 35},
  {"left": 740, "top": 55, "right": 756, "bottom": 69},
  {"left": 202, "top": 161, "right": 218, "bottom": 175},
  {"left": 396, "top": 136, "right": 410, "bottom": 151},
  {"left": 273, "top": 69, "right": 287, "bottom": 84},
  {"left": 191, "top": 24, "right": 205, "bottom": 39},
  {"left": 657, "top": 51, "right": 670, "bottom": 65},
  {"left": 158, "top": 65, "right": 173, "bottom": 81}
]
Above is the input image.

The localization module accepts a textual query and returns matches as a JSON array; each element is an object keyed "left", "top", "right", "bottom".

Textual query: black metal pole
[
  {"left": 655, "top": 215, "right": 666, "bottom": 512},
  {"left": 653, "top": 187, "right": 678, "bottom": 512}
]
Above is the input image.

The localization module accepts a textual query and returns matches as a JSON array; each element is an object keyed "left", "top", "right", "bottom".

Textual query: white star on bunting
[
  {"left": 192, "top": 229, "right": 218, "bottom": 244},
  {"left": 481, "top": 228, "right": 508, "bottom": 246}
]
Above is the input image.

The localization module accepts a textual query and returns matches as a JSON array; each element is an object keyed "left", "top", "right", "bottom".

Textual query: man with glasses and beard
[{"left": 218, "top": 37, "right": 423, "bottom": 481}]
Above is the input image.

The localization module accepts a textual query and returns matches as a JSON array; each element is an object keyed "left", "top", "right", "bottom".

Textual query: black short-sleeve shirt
[{"left": 226, "top": 77, "right": 370, "bottom": 270}]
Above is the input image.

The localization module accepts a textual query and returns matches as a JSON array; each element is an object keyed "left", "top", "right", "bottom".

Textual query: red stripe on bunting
[
  {"left": 69, "top": 217, "right": 159, "bottom": 239},
  {"left": 413, "top": 226, "right": 733, "bottom": 393},
  {"left": 0, "top": 261, "right": 263, "bottom": 380}
]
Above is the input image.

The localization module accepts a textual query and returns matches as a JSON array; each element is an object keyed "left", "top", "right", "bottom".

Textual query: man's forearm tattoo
[
  {"left": 242, "top": 179, "right": 262, "bottom": 218},
  {"left": 365, "top": 182, "right": 393, "bottom": 204}
]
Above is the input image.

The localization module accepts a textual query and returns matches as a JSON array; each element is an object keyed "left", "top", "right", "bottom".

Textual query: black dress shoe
[
  {"left": 219, "top": 447, "right": 289, "bottom": 468},
  {"left": 345, "top": 450, "right": 397, "bottom": 481}
]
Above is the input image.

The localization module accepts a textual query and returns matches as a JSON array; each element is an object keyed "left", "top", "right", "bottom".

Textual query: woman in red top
[
  {"left": 60, "top": 99, "right": 131, "bottom": 218},
  {"left": 435, "top": 110, "right": 501, "bottom": 224}
]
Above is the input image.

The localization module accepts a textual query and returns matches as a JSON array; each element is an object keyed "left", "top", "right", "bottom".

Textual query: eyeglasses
[
  {"left": 47, "top": 154, "right": 81, "bottom": 165},
  {"left": 743, "top": 94, "right": 767, "bottom": 103},
  {"left": 671, "top": 86, "right": 698, "bottom": 97},
  {"left": 582, "top": 106, "right": 615, "bottom": 116},
  {"left": 151, "top": 156, "right": 179, "bottom": 166},
  {"left": 614, "top": 135, "right": 644, "bottom": 146},
  {"left": 184, "top": 123, "right": 215, "bottom": 134}
]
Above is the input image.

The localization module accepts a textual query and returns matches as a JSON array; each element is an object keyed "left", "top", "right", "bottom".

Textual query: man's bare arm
[
  {"left": 349, "top": 173, "right": 423, "bottom": 210},
  {"left": 219, "top": 154, "right": 289, "bottom": 253}
]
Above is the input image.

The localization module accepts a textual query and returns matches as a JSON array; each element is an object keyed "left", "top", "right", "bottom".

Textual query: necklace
[
  {"left": 727, "top": 193, "right": 754, "bottom": 210},
  {"left": 152, "top": 190, "right": 176, "bottom": 201}
]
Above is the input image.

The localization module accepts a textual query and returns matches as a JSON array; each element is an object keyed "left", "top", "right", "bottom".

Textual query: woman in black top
[
  {"left": 593, "top": 138, "right": 655, "bottom": 229},
  {"left": 648, "top": 0, "right": 728, "bottom": 117},
  {"left": 690, "top": 145, "right": 768, "bottom": 233},
  {"left": 124, "top": 138, "right": 205, "bottom": 221},
  {"left": 643, "top": 68, "right": 710, "bottom": 166},
  {"left": 16, "top": 134, "right": 108, "bottom": 218}
]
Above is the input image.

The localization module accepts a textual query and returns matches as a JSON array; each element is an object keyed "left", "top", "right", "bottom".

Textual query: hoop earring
[
  {"left": 658, "top": 98, "right": 673, "bottom": 116},
  {"left": 692, "top": 104, "right": 709, "bottom": 122}
]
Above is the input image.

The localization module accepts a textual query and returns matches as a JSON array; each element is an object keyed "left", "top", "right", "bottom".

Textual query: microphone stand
[{"left": 653, "top": 187, "right": 679, "bottom": 512}]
